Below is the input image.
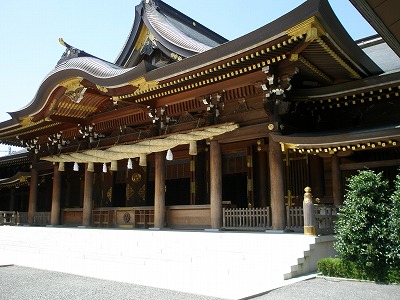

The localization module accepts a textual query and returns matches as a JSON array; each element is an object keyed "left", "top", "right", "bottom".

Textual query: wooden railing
[
  {"left": 223, "top": 207, "right": 271, "bottom": 230},
  {"left": 92, "top": 207, "right": 155, "bottom": 228},
  {"left": 0, "top": 211, "right": 51, "bottom": 226},
  {"left": 286, "top": 206, "right": 304, "bottom": 232},
  {"left": 17, "top": 212, "right": 28, "bottom": 225},
  {"left": 315, "top": 205, "right": 338, "bottom": 235},
  {"left": 92, "top": 210, "right": 112, "bottom": 228},
  {"left": 0, "top": 211, "right": 17, "bottom": 225},
  {"left": 33, "top": 212, "right": 51, "bottom": 226},
  {"left": 286, "top": 205, "right": 339, "bottom": 234}
]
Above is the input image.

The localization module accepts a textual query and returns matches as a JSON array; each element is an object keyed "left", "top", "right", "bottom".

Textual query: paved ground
[{"left": 0, "top": 265, "right": 399, "bottom": 300}]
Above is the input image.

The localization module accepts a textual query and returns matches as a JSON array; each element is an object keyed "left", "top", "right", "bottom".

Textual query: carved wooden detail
[
  {"left": 166, "top": 98, "right": 202, "bottom": 116},
  {"left": 225, "top": 85, "right": 257, "bottom": 101},
  {"left": 230, "top": 98, "right": 254, "bottom": 115}
]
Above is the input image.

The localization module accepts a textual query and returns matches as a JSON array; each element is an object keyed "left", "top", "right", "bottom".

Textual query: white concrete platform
[{"left": 0, "top": 226, "right": 335, "bottom": 299}]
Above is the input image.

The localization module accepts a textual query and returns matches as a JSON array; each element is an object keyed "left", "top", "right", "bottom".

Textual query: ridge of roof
[{"left": 114, "top": 0, "right": 228, "bottom": 67}]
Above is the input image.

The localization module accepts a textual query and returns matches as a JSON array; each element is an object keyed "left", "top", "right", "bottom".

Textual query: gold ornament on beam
[
  {"left": 96, "top": 85, "right": 108, "bottom": 93},
  {"left": 60, "top": 78, "right": 87, "bottom": 103},
  {"left": 129, "top": 77, "right": 159, "bottom": 96}
]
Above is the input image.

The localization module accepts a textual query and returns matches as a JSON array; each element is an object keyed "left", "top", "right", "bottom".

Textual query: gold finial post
[{"left": 303, "top": 186, "right": 317, "bottom": 236}]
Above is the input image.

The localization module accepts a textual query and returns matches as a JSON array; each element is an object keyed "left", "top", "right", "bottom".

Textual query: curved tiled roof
[
  {"left": 144, "top": 3, "right": 214, "bottom": 53},
  {"left": 115, "top": 0, "right": 227, "bottom": 67},
  {"left": 47, "top": 57, "right": 134, "bottom": 81}
]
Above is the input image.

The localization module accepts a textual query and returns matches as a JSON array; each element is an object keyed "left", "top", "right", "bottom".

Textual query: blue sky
[{"left": 0, "top": 0, "right": 375, "bottom": 127}]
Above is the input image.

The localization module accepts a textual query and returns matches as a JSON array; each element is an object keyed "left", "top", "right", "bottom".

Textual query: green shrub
[
  {"left": 389, "top": 173, "right": 400, "bottom": 269},
  {"left": 317, "top": 257, "right": 356, "bottom": 278},
  {"left": 318, "top": 257, "right": 400, "bottom": 283},
  {"left": 334, "top": 170, "right": 391, "bottom": 282}
]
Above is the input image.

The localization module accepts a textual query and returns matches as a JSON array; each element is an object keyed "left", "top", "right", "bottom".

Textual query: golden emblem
[{"left": 132, "top": 173, "right": 142, "bottom": 183}]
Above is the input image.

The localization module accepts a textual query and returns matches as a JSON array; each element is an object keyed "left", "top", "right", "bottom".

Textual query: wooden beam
[
  {"left": 340, "top": 159, "right": 400, "bottom": 171},
  {"left": 215, "top": 123, "right": 268, "bottom": 143},
  {"left": 47, "top": 115, "right": 85, "bottom": 124}
]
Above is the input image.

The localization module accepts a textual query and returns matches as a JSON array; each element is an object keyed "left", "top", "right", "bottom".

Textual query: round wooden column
[
  {"left": 154, "top": 151, "right": 166, "bottom": 229},
  {"left": 331, "top": 155, "right": 343, "bottom": 205},
  {"left": 269, "top": 137, "right": 286, "bottom": 230},
  {"left": 9, "top": 188, "right": 16, "bottom": 211},
  {"left": 50, "top": 164, "right": 62, "bottom": 225},
  {"left": 258, "top": 150, "right": 268, "bottom": 208},
  {"left": 309, "top": 155, "right": 325, "bottom": 198},
  {"left": 28, "top": 167, "right": 38, "bottom": 225},
  {"left": 210, "top": 140, "right": 222, "bottom": 229},
  {"left": 82, "top": 165, "right": 93, "bottom": 226}
]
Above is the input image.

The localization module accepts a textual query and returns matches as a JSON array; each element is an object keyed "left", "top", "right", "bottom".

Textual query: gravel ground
[
  {"left": 0, "top": 265, "right": 399, "bottom": 300},
  {"left": 253, "top": 276, "right": 400, "bottom": 300},
  {"left": 0, "top": 265, "right": 221, "bottom": 300}
]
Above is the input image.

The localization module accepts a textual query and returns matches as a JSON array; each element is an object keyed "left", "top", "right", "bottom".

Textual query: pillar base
[{"left": 304, "top": 226, "right": 317, "bottom": 236}]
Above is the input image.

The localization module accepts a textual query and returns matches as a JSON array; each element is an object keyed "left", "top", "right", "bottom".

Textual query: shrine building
[{"left": 0, "top": 0, "right": 399, "bottom": 232}]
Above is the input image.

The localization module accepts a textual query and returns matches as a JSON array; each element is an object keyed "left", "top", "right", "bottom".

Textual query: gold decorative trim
[
  {"left": 134, "top": 26, "right": 157, "bottom": 52},
  {"left": 286, "top": 17, "right": 326, "bottom": 42},
  {"left": 138, "top": 184, "right": 146, "bottom": 201},
  {"left": 247, "top": 179, "right": 253, "bottom": 192},
  {"left": 304, "top": 226, "right": 317, "bottom": 236},
  {"left": 107, "top": 187, "right": 112, "bottom": 202},
  {"left": 1, "top": 121, "right": 60, "bottom": 140},
  {"left": 316, "top": 38, "right": 362, "bottom": 79},
  {"left": 126, "top": 184, "right": 134, "bottom": 200},
  {"left": 96, "top": 85, "right": 108, "bottom": 93},
  {"left": 132, "top": 173, "right": 142, "bottom": 183},
  {"left": 19, "top": 116, "right": 35, "bottom": 127},
  {"left": 48, "top": 99, "right": 57, "bottom": 112},
  {"left": 57, "top": 102, "right": 97, "bottom": 113},
  {"left": 281, "top": 143, "right": 300, "bottom": 152},
  {"left": 171, "top": 52, "right": 183, "bottom": 61},
  {"left": 267, "top": 124, "right": 275, "bottom": 131},
  {"left": 60, "top": 78, "right": 84, "bottom": 94},
  {"left": 128, "top": 77, "right": 159, "bottom": 96},
  {"left": 190, "top": 160, "right": 195, "bottom": 172},
  {"left": 60, "top": 78, "right": 87, "bottom": 103}
]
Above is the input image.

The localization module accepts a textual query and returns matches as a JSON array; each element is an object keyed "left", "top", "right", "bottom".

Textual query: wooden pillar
[
  {"left": 28, "top": 167, "right": 38, "bottom": 225},
  {"left": 210, "top": 140, "right": 222, "bottom": 229},
  {"left": 190, "top": 156, "right": 196, "bottom": 205},
  {"left": 154, "top": 151, "right": 166, "bottom": 229},
  {"left": 332, "top": 155, "right": 343, "bottom": 205},
  {"left": 9, "top": 188, "right": 16, "bottom": 211},
  {"left": 82, "top": 165, "right": 93, "bottom": 226},
  {"left": 50, "top": 164, "right": 62, "bottom": 225},
  {"left": 269, "top": 136, "right": 286, "bottom": 230},
  {"left": 309, "top": 155, "right": 325, "bottom": 198},
  {"left": 258, "top": 151, "right": 268, "bottom": 207}
]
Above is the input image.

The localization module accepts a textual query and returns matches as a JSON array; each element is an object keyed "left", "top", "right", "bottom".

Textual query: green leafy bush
[
  {"left": 317, "top": 257, "right": 358, "bottom": 278},
  {"left": 318, "top": 257, "right": 400, "bottom": 283},
  {"left": 389, "top": 173, "right": 400, "bottom": 270},
  {"left": 334, "top": 170, "right": 392, "bottom": 282},
  {"left": 319, "top": 170, "right": 400, "bottom": 283}
]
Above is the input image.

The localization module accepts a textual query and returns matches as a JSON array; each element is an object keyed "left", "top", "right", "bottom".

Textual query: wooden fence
[
  {"left": 222, "top": 207, "right": 271, "bottom": 230},
  {"left": 0, "top": 211, "right": 17, "bottom": 225},
  {"left": 286, "top": 206, "right": 304, "bottom": 231},
  {"left": 315, "top": 205, "right": 338, "bottom": 235},
  {"left": 222, "top": 205, "right": 338, "bottom": 233},
  {"left": 286, "top": 205, "right": 338, "bottom": 234}
]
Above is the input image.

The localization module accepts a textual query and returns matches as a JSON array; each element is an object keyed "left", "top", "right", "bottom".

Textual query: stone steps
[{"left": 284, "top": 235, "right": 337, "bottom": 280}]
